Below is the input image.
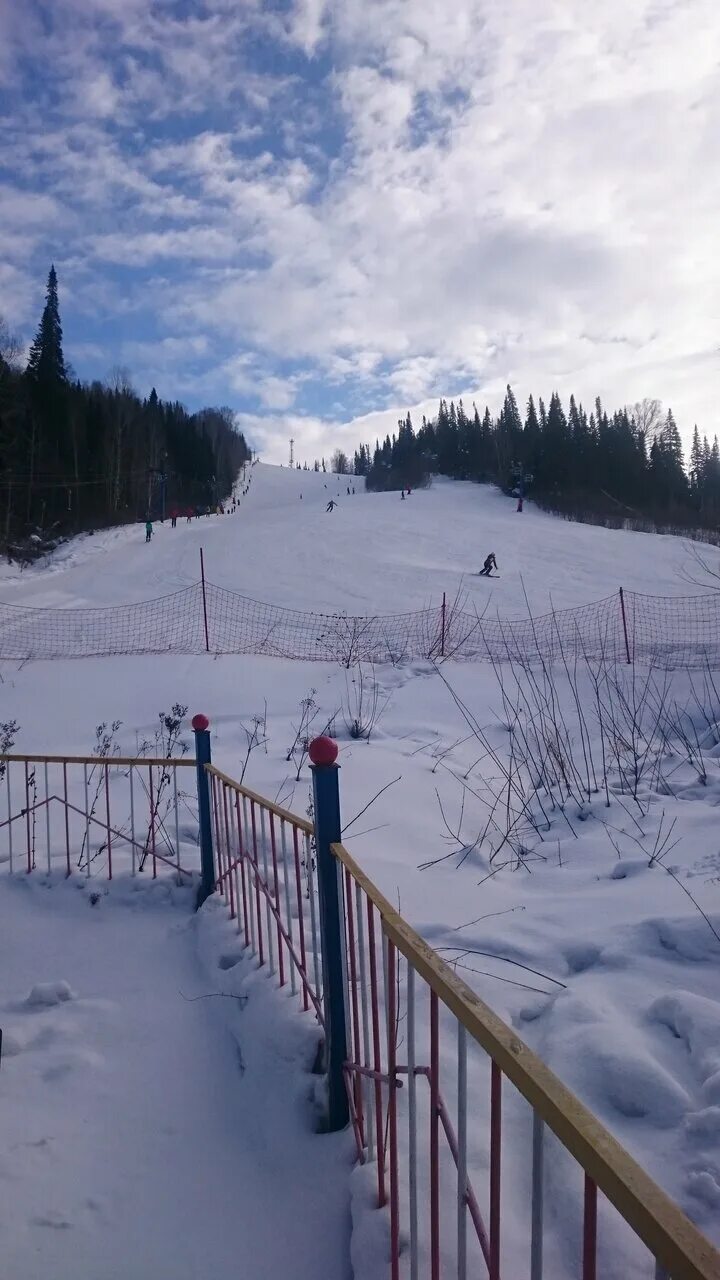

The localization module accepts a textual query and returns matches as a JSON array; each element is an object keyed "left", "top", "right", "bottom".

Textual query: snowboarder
[
  {"left": 326, "top": 499, "right": 337, "bottom": 512},
  {"left": 479, "top": 552, "right": 498, "bottom": 577},
  {"left": 145, "top": 519, "right": 153, "bottom": 543}
]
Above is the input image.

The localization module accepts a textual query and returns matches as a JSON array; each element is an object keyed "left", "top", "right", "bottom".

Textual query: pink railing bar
[
  {"left": 583, "top": 1176, "right": 597, "bottom": 1280},
  {"left": 63, "top": 763, "right": 71, "bottom": 875},
  {"left": 259, "top": 808, "right": 275, "bottom": 975},
  {"left": 250, "top": 800, "right": 264, "bottom": 966},
  {"left": 387, "top": 938, "right": 400, "bottom": 1280},
  {"left": 269, "top": 815, "right": 285, "bottom": 987},
  {"left": 279, "top": 820, "right": 297, "bottom": 997},
  {"left": 344, "top": 867, "right": 365, "bottom": 1146},
  {"left": 490, "top": 1060, "right": 502, "bottom": 1280},
  {"left": 25, "top": 761, "right": 32, "bottom": 873},
  {"left": 235, "top": 792, "right": 251, "bottom": 945},
  {"left": 430, "top": 989, "right": 440, "bottom": 1280},
  {"left": 148, "top": 766, "right": 156, "bottom": 879},
  {"left": 221, "top": 784, "right": 236, "bottom": 920},
  {"left": 292, "top": 824, "right": 310, "bottom": 1011},
  {"left": 211, "top": 774, "right": 224, "bottom": 896},
  {"left": 105, "top": 762, "right": 113, "bottom": 881},
  {"left": 367, "top": 900, "right": 387, "bottom": 1208}
]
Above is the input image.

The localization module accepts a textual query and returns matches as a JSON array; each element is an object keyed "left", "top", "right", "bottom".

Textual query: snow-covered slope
[
  {"left": 0, "top": 461, "right": 716, "bottom": 615},
  {"left": 1, "top": 462, "right": 719, "bottom": 1274}
]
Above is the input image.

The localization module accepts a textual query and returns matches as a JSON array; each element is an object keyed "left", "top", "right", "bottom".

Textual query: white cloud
[{"left": 1, "top": 0, "right": 719, "bottom": 451}]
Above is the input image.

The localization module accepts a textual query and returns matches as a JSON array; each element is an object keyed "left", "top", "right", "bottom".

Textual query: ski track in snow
[{"left": 1, "top": 463, "right": 719, "bottom": 1274}]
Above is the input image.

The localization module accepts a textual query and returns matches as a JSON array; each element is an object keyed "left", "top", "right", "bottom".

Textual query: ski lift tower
[{"left": 289, "top": 438, "right": 295, "bottom": 468}]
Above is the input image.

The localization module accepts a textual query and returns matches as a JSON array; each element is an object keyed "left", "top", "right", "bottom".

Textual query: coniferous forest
[
  {"left": 0, "top": 267, "right": 248, "bottom": 560},
  {"left": 354, "top": 387, "right": 720, "bottom": 535}
]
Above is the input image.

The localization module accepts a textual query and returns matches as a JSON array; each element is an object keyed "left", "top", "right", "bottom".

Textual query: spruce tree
[
  {"left": 26, "top": 265, "right": 67, "bottom": 386},
  {"left": 689, "top": 425, "right": 703, "bottom": 505}
]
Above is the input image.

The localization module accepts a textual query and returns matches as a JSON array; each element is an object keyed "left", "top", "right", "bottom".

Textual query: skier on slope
[
  {"left": 326, "top": 499, "right": 337, "bottom": 512},
  {"left": 478, "top": 552, "right": 498, "bottom": 577},
  {"left": 145, "top": 518, "right": 153, "bottom": 543}
]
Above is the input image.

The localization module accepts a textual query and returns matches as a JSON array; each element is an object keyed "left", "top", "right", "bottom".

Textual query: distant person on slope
[
  {"left": 479, "top": 552, "right": 498, "bottom": 577},
  {"left": 326, "top": 499, "right": 337, "bottom": 512},
  {"left": 145, "top": 519, "right": 153, "bottom": 543}
]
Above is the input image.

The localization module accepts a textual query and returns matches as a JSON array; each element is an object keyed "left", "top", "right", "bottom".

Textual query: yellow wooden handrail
[
  {"left": 0, "top": 753, "right": 197, "bottom": 768},
  {"left": 331, "top": 840, "right": 719, "bottom": 1280}
]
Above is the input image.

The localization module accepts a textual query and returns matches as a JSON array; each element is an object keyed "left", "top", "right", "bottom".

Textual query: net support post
[
  {"left": 309, "top": 735, "right": 349, "bottom": 1133},
  {"left": 193, "top": 714, "right": 215, "bottom": 907},
  {"left": 619, "top": 587, "right": 632, "bottom": 665}
]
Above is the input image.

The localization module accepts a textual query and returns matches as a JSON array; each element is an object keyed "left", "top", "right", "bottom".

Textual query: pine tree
[
  {"left": 689, "top": 425, "right": 703, "bottom": 506},
  {"left": 26, "top": 265, "right": 67, "bottom": 386}
]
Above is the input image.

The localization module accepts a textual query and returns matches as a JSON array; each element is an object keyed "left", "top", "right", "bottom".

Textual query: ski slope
[
  {"left": 1, "top": 463, "right": 719, "bottom": 1275},
  {"left": 0, "top": 461, "right": 715, "bottom": 615}
]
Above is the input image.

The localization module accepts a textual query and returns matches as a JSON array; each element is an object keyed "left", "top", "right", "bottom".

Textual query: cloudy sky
[{"left": 1, "top": 0, "right": 718, "bottom": 462}]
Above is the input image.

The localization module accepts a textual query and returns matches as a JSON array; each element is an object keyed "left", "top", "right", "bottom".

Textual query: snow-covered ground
[
  {"left": 1, "top": 463, "right": 719, "bottom": 1275},
  {"left": 1, "top": 460, "right": 717, "bottom": 615},
  {"left": 0, "top": 875, "right": 352, "bottom": 1280}
]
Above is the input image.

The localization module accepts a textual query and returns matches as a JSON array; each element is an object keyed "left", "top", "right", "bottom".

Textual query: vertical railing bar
[
  {"left": 173, "top": 768, "right": 181, "bottom": 881},
  {"left": 337, "top": 864, "right": 352, "bottom": 1054},
  {"left": 367, "top": 899, "right": 386, "bottom": 1207},
  {"left": 356, "top": 879, "right": 374, "bottom": 1161},
  {"left": 430, "top": 989, "right": 440, "bottom": 1280},
  {"left": 104, "top": 762, "right": 112, "bottom": 881},
  {"left": 387, "top": 937, "right": 400, "bottom": 1280},
  {"left": 63, "top": 762, "right": 71, "bottom": 877},
  {"left": 259, "top": 807, "right": 275, "bottom": 974},
  {"left": 229, "top": 788, "right": 242, "bottom": 935},
  {"left": 344, "top": 867, "right": 364, "bottom": 1146},
  {"left": 129, "top": 764, "right": 136, "bottom": 876},
  {"left": 269, "top": 813, "right": 285, "bottom": 986},
  {"left": 292, "top": 824, "right": 308, "bottom": 1005},
  {"left": 243, "top": 795, "right": 257, "bottom": 956},
  {"left": 44, "top": 761, "right": 51, "bottom": 873},
  {"left": 457, "top": 1022, "right": 468, "bottom": 1280},
  {"left": 280, "top": 819, "right": 297, "bottom": 995},
  {"left": 306, "top": 831, "right": 322, "bottom": 1000},
  {"left": 24, "top": 760, "right": 31, "bottom": 873},
  {"left": 221, "top": 783, "right": 236, "bottom": 920},
  {"left": 211, "top": 773, "right": 223, "bottom": 895},
  {"left": 235, "top": 792, "right": 250, "bottom": 945},
  {"left": 250, "top": 800, "right": 264, "bottom": 965},
  {"left": 406, "top": 962, "right": 418, "bottom": 1280},
  {"left": 531, "top": 1111, "right": 544, "bottom": 1280},
  {"left": 6, "top": 762, "right": 13, "bottom": 873},
  {"left": 84, "top": 763, "right": 91, "bottom": 877},
  {"left": 582, "top": 1176, "right": 597, "bottom": 1280},
  {"left": 489, "top": 1061, "right": 502, "bottom": 1280},
  {"left": 148, "top": 765, "right": 156, "bottom": 879}
]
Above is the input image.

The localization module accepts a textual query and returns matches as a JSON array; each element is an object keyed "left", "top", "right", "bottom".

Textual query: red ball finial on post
[
  {"left": 192, "top": 713, "right": 210, "bottom": 732},
  {"left": 308, "top": 735, "right": 338, "bottom": 766}
]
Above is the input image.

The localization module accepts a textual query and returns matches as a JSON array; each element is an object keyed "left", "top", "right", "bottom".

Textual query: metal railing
[
  {"left": 2, "top": 731, "right": 718, "bottom": 1278},
  {"left": 205, "top": 763, "right": 323, "bottom": 1023},
  {"left": 206, "top": 736, "right": 719, "bottom": 1280},
  {"left": 0, "top": 753, "right": 198, "bottom": 881}
]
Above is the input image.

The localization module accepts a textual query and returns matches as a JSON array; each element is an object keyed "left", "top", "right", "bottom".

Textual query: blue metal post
[
  {"left": 192, "top": 714, "right": 215, "bottom": 908},
  {"left": 310, "top": 737, "right": 349, "bottom": 1132}
]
